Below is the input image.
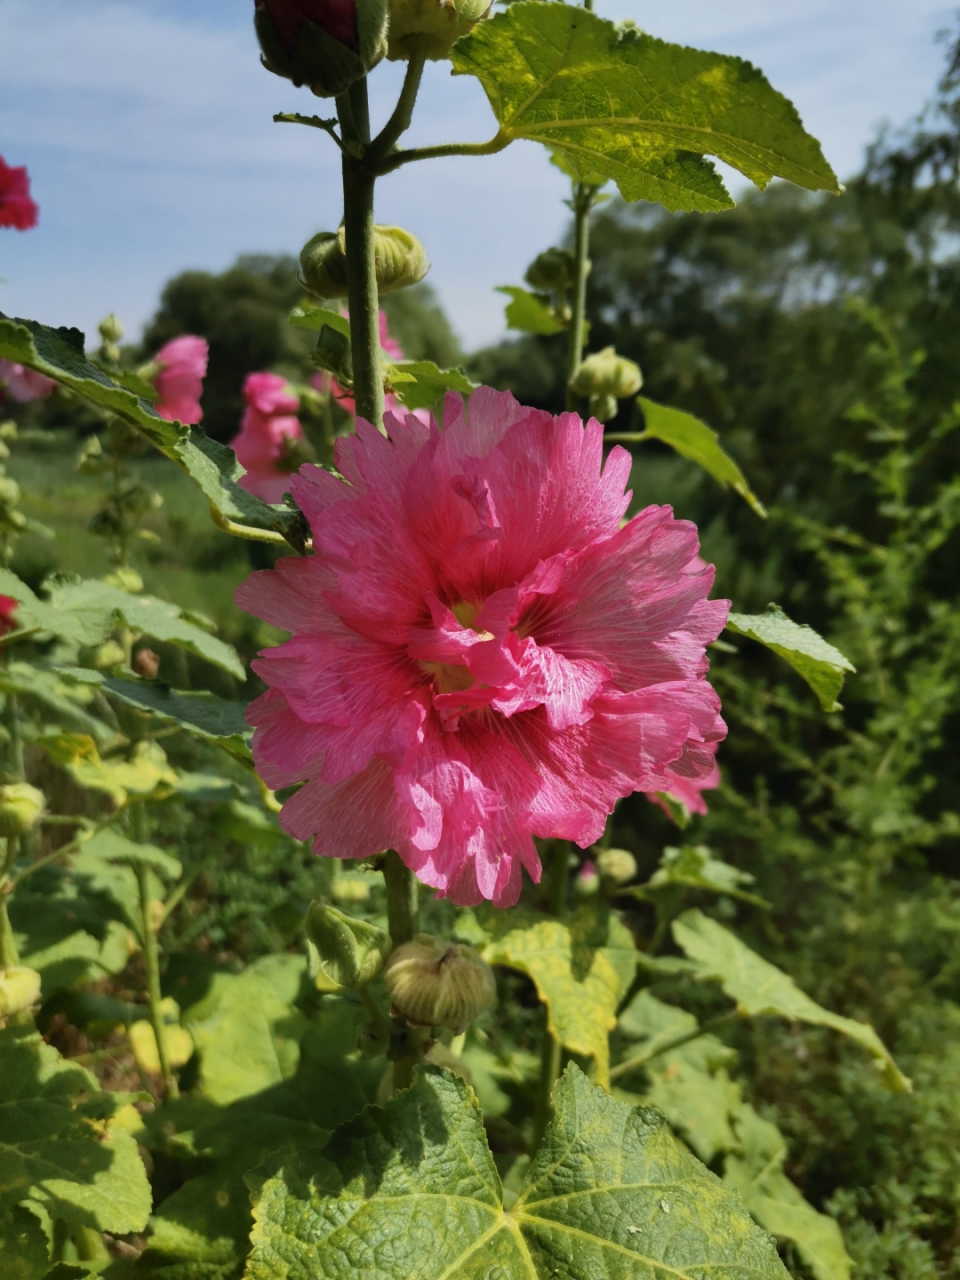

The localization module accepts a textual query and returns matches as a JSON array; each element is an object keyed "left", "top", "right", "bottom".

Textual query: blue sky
[{"left": 0, "top": 0, "right": 955, "bottom": 351}]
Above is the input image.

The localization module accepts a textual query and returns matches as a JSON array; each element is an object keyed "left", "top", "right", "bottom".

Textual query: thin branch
[
  {"left": 372, "top": 128, "right": 512, "bottom": 176},
  {"left": 603, "top": 431, "right": 650, "bottom": 443},
  {"left": 273, "top": 111, "right": 344, "bottom": 151},
  {"left": 367, "top": 56, "right": 426, "bottom": 164}
]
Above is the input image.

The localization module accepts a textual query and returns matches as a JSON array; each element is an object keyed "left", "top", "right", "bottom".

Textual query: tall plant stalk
[{"left": 565, "top": 182, "right": 596, "bottom": 410}]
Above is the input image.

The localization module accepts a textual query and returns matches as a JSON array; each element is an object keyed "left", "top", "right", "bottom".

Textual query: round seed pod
[{"left": 383, "top": 933, "right": 496, "bottom": 1030}]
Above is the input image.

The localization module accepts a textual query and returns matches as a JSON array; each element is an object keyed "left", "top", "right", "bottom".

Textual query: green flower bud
[
  {"left": 383, "top": 933, "right": 495, "bottom": 1030},
  {"left": 387, "top": 0, "right": 489, "bottom": 61},
  {"left": 0, "top": 783, "right": 45, "bottom": 837},
  {"left": 0, "top": 966, "right": 42, "bottom": 1018},
  {"left": 597, "top": 846, "right": 637, "bottom": 885},
  {"left": 304, "top": 897, "right": 392, "bottom": 991},
  {"left": 570, "top": 346, "right": 643, "bottom": 401},
  {"left": 525, "top": 247, "right": 577, "bottom": 293},
  {"left": 588, "top": 392, "right": 619, "bottom": 424},
  {"left": 300, "top": 226, "right": 428, "bottom": 299},
  {"left": 99, "top": 313, "right": 124, "bottom": 344}
]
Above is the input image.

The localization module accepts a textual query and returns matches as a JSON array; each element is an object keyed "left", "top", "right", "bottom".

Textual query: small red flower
[
  {"left": 0, "top": 596, "right": 20, "bottom": 638},
  {"left": 0, "top": 157, "right": 39, "bottom": 231}
]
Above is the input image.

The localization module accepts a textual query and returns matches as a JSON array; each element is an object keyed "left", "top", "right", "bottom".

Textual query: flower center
[{"left": 420, "top": 660, "right": 476, "bottom": 696}]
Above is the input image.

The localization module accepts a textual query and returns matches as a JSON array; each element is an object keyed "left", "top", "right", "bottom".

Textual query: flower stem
[
  {"left": 339, "top": 77, "right": 384, "bottom": 430},
  {"left": 368, "top": 56, "right": 426, "bottom": 164},
  {"left": 0, "top": 837, "right": 20, "bottom": 967},
  {"left": 566, "top": 182, "right": 596, "bottom": 411},
  {"left": 533, "top": 843, "right": 570, "bottom": 1147},
  {"left": 383, "top": 849, "right": 419, "bottom": 946},
  {"left": 132, "top": 806, "right": 178, "bottom": 1098},
  {"left": 373, "top": 129, "right": 511, "bottom": 177}
]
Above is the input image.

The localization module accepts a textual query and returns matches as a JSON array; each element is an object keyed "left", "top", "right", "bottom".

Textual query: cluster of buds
[
  {"left": 569, "top": 346, "right": 643, "bottom": 423},
  {"left": 299, "top": 225, "right": 428, "bottom": 299}
]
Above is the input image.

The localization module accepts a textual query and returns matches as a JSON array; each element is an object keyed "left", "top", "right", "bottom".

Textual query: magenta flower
[
  {"left": 648, "top": 739, "right": 720, "bottom": 817},
  {"left": 237, "top": 389, "right": 729, "bottom": 907},
  {"left": 0, "top": 360, "right": 55, "bottom": 403},
  {"left": 255, "top": 0, "right": 358, "bottom": 55},
  {"left": 0, "top": 157, "right": 39, "bottom": 231},
  {"left": 233, "top": 372, "right": 305, "bottom": 504},
  {"left": 152, "top": 336, "right": 208, "bottom": 424}
]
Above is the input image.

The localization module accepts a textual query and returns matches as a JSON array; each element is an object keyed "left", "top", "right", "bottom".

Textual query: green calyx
[
  {"left": 387, "top": 0, "right": 490, "bottom": 63},
  {"left": 383, "top": 933, "right": 496, "bottom": 1030},
  {"left": 254, "top": 1, "right": 388, "bottom": 99},
  {"left": 525, "top": 247, "right": 577, "bottom": 293},
  {"left": 300, "top": 225, "right": 428, "bottom": 299},
  {"left": 304, "top": 898, "right": 392, "bottom": 992}
]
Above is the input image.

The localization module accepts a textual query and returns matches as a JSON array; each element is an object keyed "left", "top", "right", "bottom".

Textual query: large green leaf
[
  {"left": 183, "top": 957, "right": 309, "bottom": 1106},
  {"left": 496, "top": 286, "right": 565, "bottom": 336},
  {"left": 672, "top": 909, "right": 910, "bottom": 1090},
  {"left": 458, "top": 900, "right": 635, "bottom": 1087},
  {"left": 80, "top": 827, "right": 182, "bottom": 881},
  {"left": 724, "top": 1103, "right": 852, "bottom": 1280},
  {"left": 0, "top": 1026, "right": 151, "bottom": 1235},
  {"left": 60, "top": 667, "right": 253, "bottom": 767},
  {"left": 725, "top": 604, "right": 856, "bottom": 711},
  {"left": 245, "top": 1064, "right": 790, "bottom": 1279},
  {"left": 387, "top": 360, "right": 476, "bottom": 412},
  {"left": 452, "top": 5, "right": 839, "bottom": 212},
  {"left": 40, "top": 734, "right": 180, "bottom": 807},
  {"left": 634, "top": 397, "right": 766, "bottom": 515},
  {"left": 0, "top": 315, "right": 301, "bottom": 543}
]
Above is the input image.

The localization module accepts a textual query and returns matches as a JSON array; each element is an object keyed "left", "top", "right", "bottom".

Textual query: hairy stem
[
  {"left": 373, "top": 129, "right": 511, "bottom": 177},
  {"left": 133, "top": 808, "right": 178, "bottom": 1098},
  {"left": 383, "top": 849, "right": 419, "bottom": 945},
  {"left": 565, "top": 182, "right": 595, "bottom": 411},
  {"left": 609, "top": 1010, "right": 743, "bottom": 1082},
  {"left": 533, "top": 843, "right": 570, "bottom": 1146},
  {"left": 339, "top": 78, "right": 384, "bottom": 430},
  {"left": 368, "top": 56, "right": 425, "bottom": 163}
]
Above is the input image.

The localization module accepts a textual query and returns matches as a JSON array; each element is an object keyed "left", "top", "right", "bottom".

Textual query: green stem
[
  {"left": 5, "top": 691, "right": 24, "bottom": 780},
  {"left": 133, "top": 810, "right": 178, "bottom": 1098},
  {"left": 603, "top": 430, "right": 650, "bottom": 444},
  {"left": 373, "top": 129, "right": 511, "bottom": 177},
  {"left": 0, "top": 839, "right": 19, "bottom": 968},
  {"left": 368, "top": 56, "right": 426, "bottom": 163},
  {"left": 383, "top": 849, "right": 419, "bottom": 945},
  {"left": 339, "top": 78, "right": 384, "bottom": 430},
  {"left": 566, "top": 183, "right": 594, "bottom": 411},
  {"left": 609, "top": 1010, "right": 743, "bottom": 1082},
  {"left": 533, "top": 843, "right": 570, "bottom": 1146}
]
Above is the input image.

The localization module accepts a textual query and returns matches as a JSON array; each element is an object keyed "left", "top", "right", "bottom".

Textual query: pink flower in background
[
  {"left": 238, "top": 388, "right": 728, "bottom": 908},
  {"left": 0, "top": 360, "right": 55, "bottom": 403},
  {"left": 152, "top": 336, "right": 208, "bottom": 424},
  {"left": 233, "top": 372, "right": 305, "bottom": 504},
  {"left": 0, "top": 157, "right": 39, "bottom": 230},
  {"left": 311, "top": 310, "right": 405, "bottom": 415},
  {"left": 0, "top": 596, "right": 19, "bottom": 638},
  {"left": 648, "top": 738, "right": 720, "bottom": 817}
]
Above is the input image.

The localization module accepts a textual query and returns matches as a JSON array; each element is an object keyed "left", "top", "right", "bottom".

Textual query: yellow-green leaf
[{"left": 725, "top": 604, "right": 856, "bottom": 712}]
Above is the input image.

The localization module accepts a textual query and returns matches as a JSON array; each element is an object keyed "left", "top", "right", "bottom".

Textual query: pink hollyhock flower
[
  {"left": 311, "top": 310, "right": 405, "bottom": 416},
  {"left": 255, "top": 0, "right": 358, "bottom": 55},
  {"left": 0, "top": 157, "right": 39, "bottom": 231},
  {"left": 0, "top": 360, "right": 55, "bottom": 403},
  {"left": 648, "top": 738, "right": 720, "bottom": 817},
  {"left": 0, "top": 595, "right": 19, "bottom": 638},
  {"left": 237, "top": 388, "right": 729, "bottom": 907},
  {"left": 233, "top": 372, "right": 305, "bottom": 504},
  {"left": 152, "top": 336, "right": 208, "bottom": 424}
]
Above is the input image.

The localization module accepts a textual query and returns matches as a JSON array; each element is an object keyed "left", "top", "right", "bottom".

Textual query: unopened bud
[
  {"left": 575, "top": 859, "right": 600, "bottom": 896},
  {"left": 0, "top": 966, "right": 41, "bottom": 1018},
  {"left": 0, "top": 783, "right": 45, "bottom": 837},
  {"left": 597, "top": 846, "right": 637, "bottom": 885},
  {"left": 387, "top": 0, "right": 489, "bottom": 62},
  {"left": 383, "top": 933, "right": 495, "bottom": 1030},
  {"left": 98, "top": 314, "right": 124, "bottom": 345},
  {"left": 132, "top": 648, "right": 160, "bottom": 680},
  {"left": 254, "top": 0, "right": 388, "bottom": 99},
  {"left": 570, "top": 347, "right": 643, "bottom": 402},
  {"left": 300, "top": 225, "right": 428, "bottom": 299},
  {"left": 525, "top": 247, "right": 577, "bottom": 293},
  {"left": 589, "top": 393, "right": 619, "bottom": 424},
  {"left": 304, "top": 898, "right": 392, "bottom": 991}
]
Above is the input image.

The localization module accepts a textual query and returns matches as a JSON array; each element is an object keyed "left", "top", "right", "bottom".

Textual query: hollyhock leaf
[
  {"left": 288, "top": 304, "right": 351, "bottom": 337},
  {"left": 725, "top": 604, "right": 855, "bottom": 711},
  {"left": 672, "top": 909, "right": 910, "bottom": 1091},
  {"left": 0, "top": 661, "right": 110, "bottom": 741},
  {"left": 57, "top": 667, "right": 253, "bottom": 767},
  {"left": 637, "top": 843, "right": 769, "bottom": 907},
  {"left": 79, "top": 827, "right": 182, "bottom": 881},
  {"left": 636, "top": 397, "right": 766, "bottom": 515},
  {"left": 246, "top": 1063, "right": 791, "bottom": 1280},
  {"left": 459, "top": 900, "right": 636, "bottom": 1087},
  {"left": 0, "top": 315, "right": 301, "bottom": 543},
  {"left": 39, "top": 733, "right": 180, "bottom": 808},
  {"left": 724, "top": 1102, "right": 852, "bottom": 1280},
  {"left": 496, "top": 286, "right": 564, "bottom": 336},
  {"left": 452, "top": 4, "right": 839, "bottom": 213},
  {"left": 183, "top": 958, "right": 310, "bottom": 1106},
  {"left": 44, "top": 578, "right": 244, "bottom": 679},
  {"left": 386, "top": 359, "right": 476, "bottom": 410},
  {"left": 0, "top": 1026, "right": 151, "bottom": 1234}
]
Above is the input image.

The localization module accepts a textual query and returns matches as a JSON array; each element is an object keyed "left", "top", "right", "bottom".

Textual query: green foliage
[
  {"left": 453, "top": 4, "right": 839, "bottom": 210},
  {"left": 387, "top": 360, "right": 476, "bottom": 411},
  {"left": 726, "top": 603, "right": 855, "bottom": 711},
  {"left": 634, "top": 396, "right": 767, "bottom": 516},
  {"left": 496, "top": 286, "right": 565, "bottom": 336},
  {"left": 246, "top": 1063, "right": 790, "bottom": 1280}
]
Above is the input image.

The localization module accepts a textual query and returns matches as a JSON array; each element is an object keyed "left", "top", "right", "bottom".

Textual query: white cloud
[{"left": 0, "top": 0, "right": 953, "bottom": 351}]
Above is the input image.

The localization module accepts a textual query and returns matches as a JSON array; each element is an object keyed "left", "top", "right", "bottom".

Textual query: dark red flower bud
[{"left": 254, "top": 0, "right": 387, "bottom": 98}]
